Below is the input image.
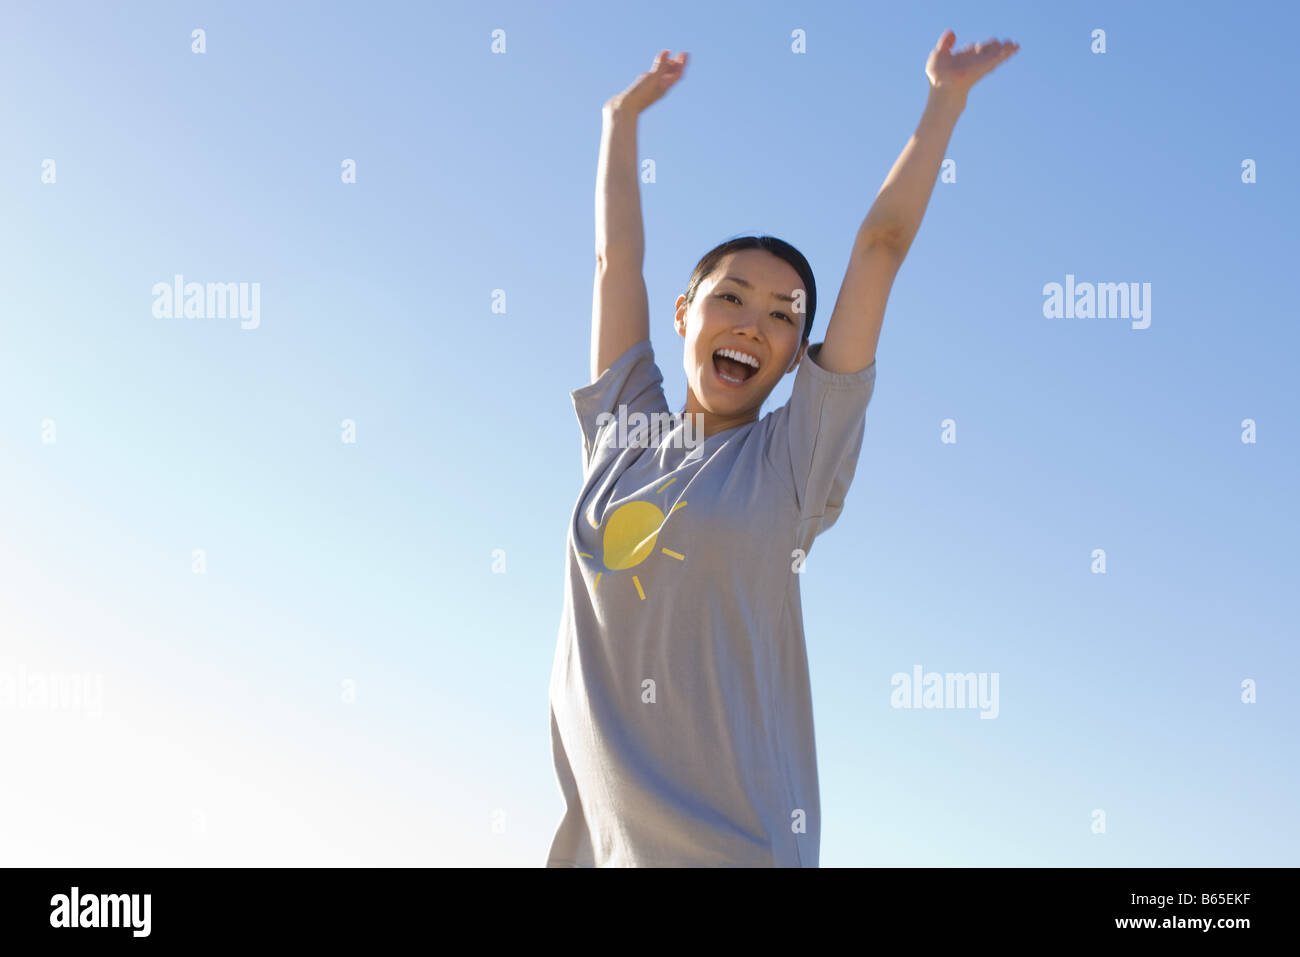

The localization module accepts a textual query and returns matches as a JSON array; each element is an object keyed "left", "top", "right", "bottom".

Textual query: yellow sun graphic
[{"left": 576, "top": 477, "right": 686, "bottom": 600}]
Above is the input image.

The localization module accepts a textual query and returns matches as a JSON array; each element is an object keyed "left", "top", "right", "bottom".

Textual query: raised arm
[
  {"left": 591, "top": 50, "right": 688, "bottom": 384},
  {"left": 818, "top": 31, "right": 1019, "bottom": 376}
]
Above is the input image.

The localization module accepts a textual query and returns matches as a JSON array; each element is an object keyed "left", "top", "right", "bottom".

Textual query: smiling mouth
[{"left": 712, "top": 351, "right": 758, "bottom": 385}]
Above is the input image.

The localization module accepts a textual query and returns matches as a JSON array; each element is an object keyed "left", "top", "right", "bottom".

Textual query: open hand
[
  {"left": 607, "top": 49, "right": 688, "bottom": 115},
  {"left": 926, "top": 31, "right": 1018, "bottom": 96}
]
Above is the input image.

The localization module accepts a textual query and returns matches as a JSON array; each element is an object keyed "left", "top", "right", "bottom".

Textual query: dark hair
[{"left": 683, "top": 235, "right": 816, "bottom": 342}]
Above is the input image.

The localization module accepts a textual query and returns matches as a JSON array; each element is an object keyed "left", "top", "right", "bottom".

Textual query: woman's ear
[
  {"left": 788, "top": 339, "right": 809, "bottom": 373},
  {"left": 674, "top": 293, "right": 689, "bottom": 338}
]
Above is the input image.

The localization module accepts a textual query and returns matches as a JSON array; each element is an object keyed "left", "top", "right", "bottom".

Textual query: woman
[{"left": 548, "top": 33, "right": 1019, "bottom": 867}]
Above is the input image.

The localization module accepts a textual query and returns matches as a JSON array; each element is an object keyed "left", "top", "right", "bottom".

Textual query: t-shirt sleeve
[
  {"left": 765, "top": 341, "right": 877, "bottom": 550},
  {"left": 569, "top": 338, "right": 670, "bottom": 475}
]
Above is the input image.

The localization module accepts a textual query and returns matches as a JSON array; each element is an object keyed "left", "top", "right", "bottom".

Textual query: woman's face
[{"left": 675, "top": 249, "right": 809, "bottom": 433}]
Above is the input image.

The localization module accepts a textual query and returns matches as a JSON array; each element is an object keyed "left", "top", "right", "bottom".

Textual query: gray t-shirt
[{"left": 547, "top": 337, "right": 877, "bottom": 866}]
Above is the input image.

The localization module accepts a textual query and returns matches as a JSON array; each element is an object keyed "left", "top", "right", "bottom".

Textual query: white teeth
[{"left": 714, "top": 347, "right": 760, "bottom": 369}]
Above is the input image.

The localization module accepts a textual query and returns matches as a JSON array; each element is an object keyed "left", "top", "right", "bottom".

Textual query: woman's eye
[{"left": 720, "top": 294, "right": 790, "bottom": 322}]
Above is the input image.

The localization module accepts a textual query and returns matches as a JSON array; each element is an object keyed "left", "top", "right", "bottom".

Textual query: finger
[{"left": 937, "top": 29, "right": 956, "bottom": 51}]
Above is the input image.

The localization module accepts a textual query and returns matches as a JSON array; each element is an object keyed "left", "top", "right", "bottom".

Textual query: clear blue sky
[{"left": 1, "top": 0, "right": 1295, "bottom": 866}]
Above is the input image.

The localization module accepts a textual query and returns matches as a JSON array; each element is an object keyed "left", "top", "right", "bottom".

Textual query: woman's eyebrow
[{"left": 719, "top": 275, "right": 797, "bottom": 303}]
